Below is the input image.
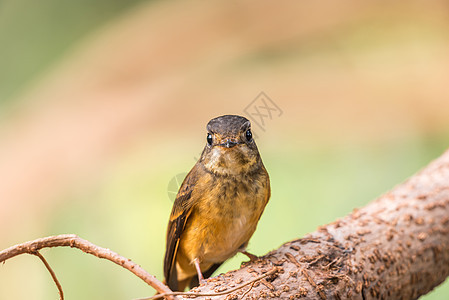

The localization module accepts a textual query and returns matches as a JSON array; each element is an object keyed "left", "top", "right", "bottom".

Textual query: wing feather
[{"left": 163, "top": 163, "right": 202, "bottom": 290}]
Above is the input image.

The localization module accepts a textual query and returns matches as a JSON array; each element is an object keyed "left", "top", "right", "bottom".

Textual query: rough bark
[{"left": 179, "top": 149, "right": 449, "bottom": 299}]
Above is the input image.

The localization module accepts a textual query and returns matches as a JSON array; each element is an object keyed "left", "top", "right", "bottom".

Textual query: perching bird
[{"left": 163, "top": 114, "right": 270, "bottom": 291}]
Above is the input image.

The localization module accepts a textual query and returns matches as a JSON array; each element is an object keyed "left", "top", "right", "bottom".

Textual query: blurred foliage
[{"left": 0, "top": 0, "right": 144, "bottom": 102}]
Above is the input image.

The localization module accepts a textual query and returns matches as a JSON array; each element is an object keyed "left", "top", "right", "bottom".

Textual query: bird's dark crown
[{"left": 206, "top": 115, "right": 250, "bottom": 136}]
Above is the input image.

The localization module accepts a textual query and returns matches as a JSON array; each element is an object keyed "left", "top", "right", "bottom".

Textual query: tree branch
[
  {"left": 173, "top": 149, "right": 449, "bottom": 299},
  {"left": 32, "top": 250, "right": 64, "bottom": 300},
  {"left": 2, "top": 149, "right": 449, "bottom": 299},
  {"left": 143, "top": 267, "right": 280, "bottom": 300},
  {"left": 0, "top": 234, "right": 173, "bottom": 299}
]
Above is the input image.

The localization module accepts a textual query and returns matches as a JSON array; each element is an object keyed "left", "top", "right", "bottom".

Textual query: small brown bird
[{"left": 164, "top": 115, "right": 271, "bottom": 291}]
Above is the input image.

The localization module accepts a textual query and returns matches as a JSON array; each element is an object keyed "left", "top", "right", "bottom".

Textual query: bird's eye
[
  {"left": 207, "top": 133, "right": 213, "bottom": 145},
  {"left": 245, "top": 129, "right": 252, "bottom": 141}
]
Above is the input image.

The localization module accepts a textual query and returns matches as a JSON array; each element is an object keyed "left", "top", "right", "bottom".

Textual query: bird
[{"left": 163, "top": 114, "right": 271, "bottom": 291}]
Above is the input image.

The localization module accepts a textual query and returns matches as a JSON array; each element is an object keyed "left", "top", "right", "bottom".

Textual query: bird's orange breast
[{"left": 176, "top": 169, "right": 270, "bottom": 280}]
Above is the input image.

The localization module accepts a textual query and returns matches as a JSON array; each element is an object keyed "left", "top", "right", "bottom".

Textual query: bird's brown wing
[{"left": 164, "top": 163, "right": 202, "bottom": 291}]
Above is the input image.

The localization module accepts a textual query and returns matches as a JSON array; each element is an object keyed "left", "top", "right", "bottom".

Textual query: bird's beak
[
  {"left": 220, "top": 139, "right": 239, "bottom": 148},
  {"left": 225, "top": 141, "right": 238, "bottom": 148}
]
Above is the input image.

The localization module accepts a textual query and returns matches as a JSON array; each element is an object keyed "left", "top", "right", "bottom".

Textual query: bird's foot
[
  {"left": 193, "top": 258, "right": 205, "bottom": 283},
  {"left": 240, "top": 250, "right": 259, "bottom": 262}
]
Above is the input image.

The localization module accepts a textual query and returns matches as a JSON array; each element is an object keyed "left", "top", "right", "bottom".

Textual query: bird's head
[{"left": 200, "top": 115, "right": 261, "bottom": 176}]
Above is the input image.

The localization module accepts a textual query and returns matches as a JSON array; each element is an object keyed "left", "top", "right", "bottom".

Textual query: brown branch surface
[
  {"left": 0, "top": 234, "right": 173, "bottom": 298},
  {"left": 176, "top": 149, "right": 449, "bottom": 299},
  {"left": 145, "top": 267, "right": 280, "bottom": 300}
]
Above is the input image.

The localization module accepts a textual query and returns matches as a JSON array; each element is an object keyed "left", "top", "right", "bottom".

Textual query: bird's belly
[
  {"left": 177, "top": 172, "right": 269, "bottom": 275},
  {"left": 182, "top": 192, "right": 265, "bottom": 266},
  {"left": 180, "top": 203, "right": 259, "bottom": 267},
  {"left": 201, "top": 214, "right": 254, "bottom": 262}
]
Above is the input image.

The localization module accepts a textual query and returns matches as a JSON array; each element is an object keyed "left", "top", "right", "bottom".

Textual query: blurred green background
[{"left": 1, "top": 0, "right": 449, "bottom": 299}]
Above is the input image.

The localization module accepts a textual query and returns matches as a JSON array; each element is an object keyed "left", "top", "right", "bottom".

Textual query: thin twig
[
  {"left": 308, "top": 254, "right": 326, "bottom": 266},
  {"left": 141, "top": 267, "right": 279, "bottom": 300},
  {"left": 324, "top": 256, "right": 342, "bottom": 270},
  {"left": 0, "top": 234, "right": 173, "bottom": 299},
  {"left": 260, "top": 278, "right": 275, "bottom": 291},
  {"left": 32, "top": 251, "right": 64, "bottom": 300},
  {"left": 241, "top": 280, "right": 256, "bottom": 299},
  {"left": 286, "top": 252, "right": 326, "bottom": 300}
]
